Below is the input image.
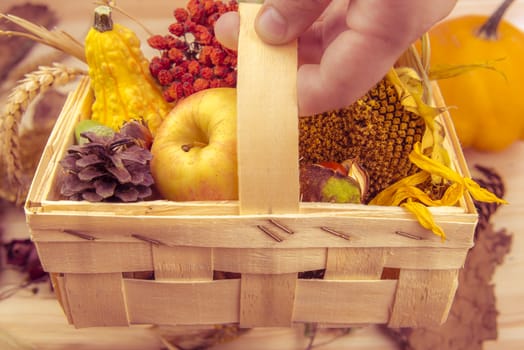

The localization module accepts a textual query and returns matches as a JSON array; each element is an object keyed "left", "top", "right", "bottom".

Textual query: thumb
[{"left": 255, "top": 0, "right": 330, "bottom": 44}]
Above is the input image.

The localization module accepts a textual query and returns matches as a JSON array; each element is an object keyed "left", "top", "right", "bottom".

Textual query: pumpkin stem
[
  {"left": 477, "top": 0, "right": 515, "bottom": 40},
  {"left": 93, "top": 6, "right": 113, "bottom": 33}
]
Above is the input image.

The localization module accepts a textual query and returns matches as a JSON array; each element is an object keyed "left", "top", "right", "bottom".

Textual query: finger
[
  {"left": 255, "top": 0, "right": 331, "bottom": 45},
  {"left": 297, "top": 29, "right": 401, "bottom": 116},
  {"left": 215, "top": 11, "right": 240, "bottom": 50},
  {"left": 298, "top": 0, "right": 350, "bottom": 65},
  {"left": 297, "top": 0, "right": 457, "bottom": 116}
]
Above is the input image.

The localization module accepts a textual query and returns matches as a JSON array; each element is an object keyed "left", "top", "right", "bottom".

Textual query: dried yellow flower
[{"left": 371, "top": 143, "right": 507, "bottom": 239}]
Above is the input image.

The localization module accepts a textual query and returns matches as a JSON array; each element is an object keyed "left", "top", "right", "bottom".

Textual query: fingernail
[{"left": 256, "top": 6, "right": 287, "bottom": 44}]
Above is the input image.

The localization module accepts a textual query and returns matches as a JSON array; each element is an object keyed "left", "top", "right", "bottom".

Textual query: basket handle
[{"left": 236, "top": 2, "right": 300, "bottom": 215}]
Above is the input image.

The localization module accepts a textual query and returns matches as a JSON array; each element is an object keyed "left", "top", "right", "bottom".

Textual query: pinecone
[{"left": 59, "top": 121, "right": 154, "bottom": 202}]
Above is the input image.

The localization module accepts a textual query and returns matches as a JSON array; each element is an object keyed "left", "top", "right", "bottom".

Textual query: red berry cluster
[{"left": 148, "top": 0, "right": 238, "bottom": 103}]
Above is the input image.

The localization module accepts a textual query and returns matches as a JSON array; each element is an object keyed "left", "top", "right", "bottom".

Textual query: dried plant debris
[
  {"left": 303, "top": 325, "right": 353, "bottom": 350},
  {"left": 471, "top": 165, "right": 506, "bottom": 232},
  {"left": 0, "top": 3, "right": 57, "bottom": 82},
  {"left": 0, "top": 237, "right": 48, "bottom": 301},
  {"left": 154, "top": 324, "right": 249, "bottom": 350},
  {"left": 383, "top": 165, "right": 512, "bottom": 350},
  {"left": 4, "top": 238, "right": 45, "bottom": 281}
]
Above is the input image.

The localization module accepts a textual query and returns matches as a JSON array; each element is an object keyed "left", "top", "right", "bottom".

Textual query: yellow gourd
[
  {"left": 85, "top": 6, "right": 171, "bottom": 135},
  {"left": 428, "top": 0, "right": 524, "bottom": 151}
]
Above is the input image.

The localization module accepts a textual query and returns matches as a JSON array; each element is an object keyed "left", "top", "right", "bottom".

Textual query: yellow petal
[
  {"left": 392, "top": 186, "right": 435, "bottom": 207},
  {"left": 440, "top": 182, "right": 465, "bottom": 205},
  {"left": 464, "top": 178, "right": 508, "bottom": 204},
  {"left": 409, "top": 143, "right": 463, "bottom": 183},
  {"left": 370, "top": 171, "right": 429, "bottom": 205},
  {"left": 402, "top": 199, "right": 446, "bottom": 241},
  {"left": 410, "top": 143, "right": 506, "bottom": 204}
]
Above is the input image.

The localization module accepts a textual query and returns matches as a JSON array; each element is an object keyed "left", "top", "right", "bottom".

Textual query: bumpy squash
[
  {"left": 85, "top": 6, "right": 170, "bottom": 135},
  {"left": 428, "top": 0, "right": 524, "bottom": 151}
]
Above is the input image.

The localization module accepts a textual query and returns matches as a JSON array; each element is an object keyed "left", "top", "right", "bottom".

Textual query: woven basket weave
[{"left": 25, "top": 3, "right": 477, "bottom": 329}]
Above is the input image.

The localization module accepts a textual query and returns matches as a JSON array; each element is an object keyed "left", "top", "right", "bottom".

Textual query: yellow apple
[{"left": 150, "top": 87, "right": 238, "bottom": 201}]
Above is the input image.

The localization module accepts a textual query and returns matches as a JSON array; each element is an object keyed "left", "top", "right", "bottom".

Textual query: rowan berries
[
  {"left": 147, "top": 35, "right": 168, "bottom": 50},
  {"left": 187, "top": 61, "right": 201, "bottom": 75},
  {"left": 193, "top": 78, "right": 210, "bottom": 92},
  {"left": 174, "top": 8, "right": 189, "bottom": 23},
  {"left": 157, "top": 69, "right": 174, "bottom": 86},
  {"left": 171, "top": 65, "right": 187, "bottom": 80},
  {"left": 182, "top": 81, "right": 194, "bottom": 96},
  {"left": 167, "top": 48, "right": 185, "bottom": 63},
  {"left": 148, "top": 0, "right": 238, "bottom": 103},
  {"left": 170, "top": 23, "right": 184, "bottom": 37},
  {"left": 200, "top": 67, "right": 213, "bottom": 80}
]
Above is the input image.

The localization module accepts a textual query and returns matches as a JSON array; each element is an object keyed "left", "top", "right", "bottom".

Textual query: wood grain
[
  {"left": 324, "top": 248, "right": 386, "bottom": 280},
  {"left": 124, "top": 279, "right": 241, "bottom": 326},
  {"left": 388, "top": 269, "right": 459, "bottom": 328},
  {"left": 152, "top": 246, "right": 213, "bottom": 281},
  {"left": 62, "top": 273, "right": 129, "bottom": 328},
  {"left": 240, "top": 273, "right": 297, "bottom": 327},
  {"left": 293, "top": 279, "right": 397, "bottom": 324},
  {"left": 236, "top": 3, "right": 299, "bottom": 214}
]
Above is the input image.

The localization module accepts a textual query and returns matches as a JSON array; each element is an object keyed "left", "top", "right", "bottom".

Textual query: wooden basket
[{"left": 25, "top": 4, "right": 477, "bottom": 329}]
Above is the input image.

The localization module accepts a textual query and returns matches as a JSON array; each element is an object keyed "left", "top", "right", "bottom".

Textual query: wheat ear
[{"left": 1, "top": 63, "right": 87, "bottom": 202}]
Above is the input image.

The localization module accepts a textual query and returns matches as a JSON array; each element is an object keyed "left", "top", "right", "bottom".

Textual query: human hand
[{"left": 215, "top": 0, "right": 457, "bottom": 116}]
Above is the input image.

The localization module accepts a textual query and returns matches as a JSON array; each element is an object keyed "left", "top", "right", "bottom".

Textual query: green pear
[{"left": 74, "top": 119, "right": 115, "bottom": 145}]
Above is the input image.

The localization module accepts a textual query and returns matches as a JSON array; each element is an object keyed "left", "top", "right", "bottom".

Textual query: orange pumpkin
[{"left": 428, "top": 0, "right": 524, "bottom": 151}]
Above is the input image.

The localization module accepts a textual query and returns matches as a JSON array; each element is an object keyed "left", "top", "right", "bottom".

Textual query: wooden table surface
[{"left": 1, "top": 1, "right": 523, "bottom": 349}]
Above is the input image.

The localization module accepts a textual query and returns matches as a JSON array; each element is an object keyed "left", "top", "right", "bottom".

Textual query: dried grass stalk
[
  {"left": 0, "top": 63, "right": 86, "bottom": 203},
  {"left": 0, "top": 13, "right": 85, "bottom": 62}
]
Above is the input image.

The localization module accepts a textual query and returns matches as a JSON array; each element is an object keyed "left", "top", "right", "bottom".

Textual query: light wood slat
[
  {"left": 213, "top": 248, "right": 326, "bottom": 274},
  {"left": 35, "top": 241, "right": 153, "bottom": 273},
  {"left": 388, "top": 269, "right": 459, "bottom": 328},
  {"left": 294, "top": 279, "right": 397, "bottom": 324},
  {"left": 324, "top": 248, "right": 386, "bottom": 280},
  {"left": 50, "top": 273, "right": 73, "bottom": 324},
  {"left": 213, "top": 246, "right": 470, "bottom": 273},
  {"left": 236, "top": 3, "right": 299, "bottom": 214},
  {"left": 382, "top": 246, "right": 469, "bottom": 270},
  {"left": 64, "top": 273, "right": 129, "bottom": 328},
  {"left": 240, "top": 273, "right": 297, "bottom": 327},
  {"left": 35, "top": 242, "right": 470, "bottom": 274},
  {"left": 124, "top": 279, "right": 241, "bottom": 325},
  {"left": 32, "top": 200, "right": 240, "bottom": 215},
  {"left": 30, "top": 199, "right": 472, "bottom": 216},
  {"left": 29, "top": 213, "right": 475, "bottom": 249},
  {"left": 152, "top": 246, "right": 213, "bottom": 280}
]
